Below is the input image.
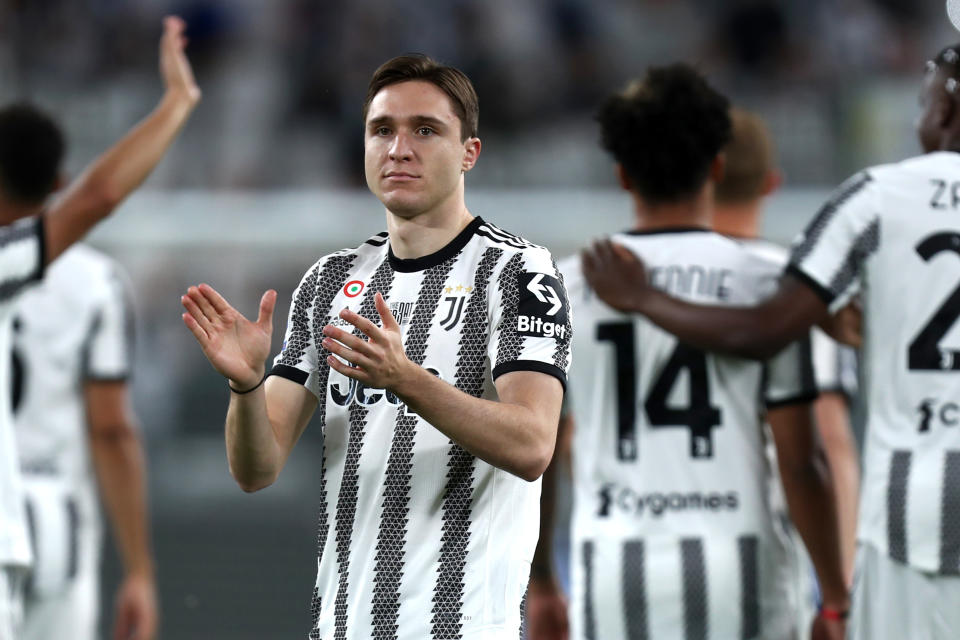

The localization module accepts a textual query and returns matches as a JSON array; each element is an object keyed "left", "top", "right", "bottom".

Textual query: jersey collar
[{"left": 388, "top": 216, "right": 485, "bottom": 273}]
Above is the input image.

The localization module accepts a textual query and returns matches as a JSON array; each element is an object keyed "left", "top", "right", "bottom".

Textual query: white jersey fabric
[
  {"left": 0, "top": 216, "right": 46, "bottom": 570},
  {"left": 788, "top": 151, "right": 960, "bottom": 575},
  {"left": 562, "top": 228, "right": 817, "bottom": 640},
  {"left": 270, "top": 217, "right": 572, "bottom": 640},
  {"left": 12, "top": 245, "right": 133, "bottom": 633}
]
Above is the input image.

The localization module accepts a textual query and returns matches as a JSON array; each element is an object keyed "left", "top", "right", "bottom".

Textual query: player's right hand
[
  {"left": 581, "top": 238, "right": 652, "bottom": 313},
  {"left": 159, "top": 16, "right": 201, "bottom": 106},
  {"left": 182, "top": 284, "right": 276, "bottom": 390},
  {"left": 525, "top": 577, "right": 569, "bottom": 640}
]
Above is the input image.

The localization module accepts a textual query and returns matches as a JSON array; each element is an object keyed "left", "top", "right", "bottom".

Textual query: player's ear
[
  {"left": 53, "top": 172, "right": 68, "bottom": 193},
  {"left": 614, "top": 164, "right": 632, "bottom": 192},
  {"left": 709, "top": 153, "right": 726, "bottom": 184},
  {"left": 461, "top": 137, "right": 481, "bottom": 173},
  {"left": 762, "top": 169, "right": 783, "bottom": 197}
]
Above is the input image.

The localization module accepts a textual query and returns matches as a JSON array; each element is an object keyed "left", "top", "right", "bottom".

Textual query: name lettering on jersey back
[
  {"left": 516, "top": 272, "right": 569, "bottom": 339},
  {"left": 597, "top": 483, "right": 739, "bottom": 518},
  {"left": 648, "top": 265, "right": 733, "bottom": 301},
  {"left": 929, "top": 179, "right": 960, "bottom": 210}
]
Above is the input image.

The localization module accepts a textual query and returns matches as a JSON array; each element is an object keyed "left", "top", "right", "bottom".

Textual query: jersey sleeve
[
  {"left": 489, "top": 248, "right": 572, "bottom": 389},
  {"left": 83, "top": 264, "right": 135, "bottom": 380},
  {"left": 787, "top": 171, "right": 878, "bottom": 312},
  {"left": 763, "top": 333, "right": 818, "bottom": 408},
  {"left": 0, "top": 215, "right": 45, "bottom": 302},
  {"left": 270, "top": 261, "right": 323, "bottom": 398},
  {"left": 811, "top": 327, "right": 859, "bottom": 398}
]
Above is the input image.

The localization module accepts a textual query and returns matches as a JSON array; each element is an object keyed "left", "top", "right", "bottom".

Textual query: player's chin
[{"left": 379, "top": 192, "right": 431, "bottom": 218}]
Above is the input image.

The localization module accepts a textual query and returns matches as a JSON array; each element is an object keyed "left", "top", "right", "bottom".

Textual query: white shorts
[
  {"left": 0, "top": 565, "right": 26, "bottom": 640},
  {"left": 849, "top": 543, "right": 960, "bottom": 640},
  {"left": 20, "top": 481, "right": 101, "bottom": 640}
]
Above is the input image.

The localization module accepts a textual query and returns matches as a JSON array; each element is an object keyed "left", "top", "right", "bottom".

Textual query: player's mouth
[{"left": 384, "top": 171, "right": 419, "bottom": 182}]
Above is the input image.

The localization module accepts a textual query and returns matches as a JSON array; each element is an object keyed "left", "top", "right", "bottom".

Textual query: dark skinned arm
[{"left": 581, "top": 239, "right": 829, "bottom": 361}]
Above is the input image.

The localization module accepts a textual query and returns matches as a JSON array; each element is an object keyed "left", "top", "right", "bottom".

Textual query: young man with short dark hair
[{"left": 183, "top": 54, "right": 570, "bottom": 639}]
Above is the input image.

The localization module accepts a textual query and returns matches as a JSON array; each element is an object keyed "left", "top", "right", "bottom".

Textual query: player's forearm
[
  {"left": 392, "top": 367, "right": 557, "bottom": 482},
  {"left": 531, "top": 444, "right": 560, "bottom": 581},
  {"left": 814, "top": 392, "right": 861, "bottom": 584},
  {"left": 91, "top": 423, "right": 155, "bottom": 579},
  {"left": 634, "top": 291, "right": 788, "bottom": 360},
  {"left": 45, "top": 90, "right": 197, "bottom": 263},
  {"left": 778, "top": 447, "right": 849, "bottom": 610},
  {"left": 225, "top": 388, "right": 287, "bottom": 492}
]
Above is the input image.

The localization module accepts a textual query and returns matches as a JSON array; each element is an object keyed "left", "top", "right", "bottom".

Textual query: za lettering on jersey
[
  {"left": 787, "top": 153, "right": 960, "bottom": 576},
  {"left": 270, "top": 218, "right": 570, "bottom": 639}
]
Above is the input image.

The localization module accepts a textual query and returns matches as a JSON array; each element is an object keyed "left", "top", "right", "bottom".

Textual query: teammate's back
[
  {"left": 563, "top": 229, "right": 814, "bottom": 639},
  {"left": 791, "top": 151, "right": 960, "bottom": 574}
]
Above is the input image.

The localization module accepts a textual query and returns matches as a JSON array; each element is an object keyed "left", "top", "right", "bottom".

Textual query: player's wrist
[{"left": 229, "top": 368, "right": 267, "bottom": 394}]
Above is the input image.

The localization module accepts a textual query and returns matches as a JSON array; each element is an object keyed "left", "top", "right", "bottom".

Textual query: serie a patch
[{"left": 516, "top": 272, "right": 569, "bottom": 339}]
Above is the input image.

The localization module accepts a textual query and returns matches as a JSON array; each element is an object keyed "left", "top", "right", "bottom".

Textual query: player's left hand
[
  {"left": 112, "top": 573, "right": 158, "bottom": 640},
  {"left": 581, "top": 238, "right": 652, "bottom": 312},
  {"left": 322, "top": 292, "right": 414, "bottom": 390}
]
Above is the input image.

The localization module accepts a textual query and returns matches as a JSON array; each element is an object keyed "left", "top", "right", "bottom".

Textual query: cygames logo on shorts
[{"left": 516, "top": 272, "right": 569, "bottom": 339}]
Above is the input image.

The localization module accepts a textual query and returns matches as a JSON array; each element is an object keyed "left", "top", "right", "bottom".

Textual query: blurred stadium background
[{"left": 0, "top": 0, "right": 952, "bottom": 637}]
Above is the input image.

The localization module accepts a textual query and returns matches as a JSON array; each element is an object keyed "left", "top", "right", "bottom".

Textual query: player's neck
[
  {"left": 630, "top": 188, "right": 713, "bottom": 233},
  {"left": 0, "top": 200, "right": 43, "bottom": 226},
  {"left": 712, "top": 202, "right": 762, "bottom": 239},
  {"left": 386, "top": 198, "right": 474, "bottom": 260}
]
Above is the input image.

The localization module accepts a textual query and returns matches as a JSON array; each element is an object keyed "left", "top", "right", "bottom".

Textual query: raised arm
[
  {"left": 322, "top": 293, "right": 563, "bottom": 481},
  {"left": 182, "top": 283, "right": 318, "bottom": 491},
  {"left": 581, "top": 239, "right": 828, "bottom": 360},
  {"left": 44, "top": 16, "right": 200, "bottom": 264}
]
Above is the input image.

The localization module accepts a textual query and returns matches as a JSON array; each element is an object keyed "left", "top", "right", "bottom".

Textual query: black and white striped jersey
[
  {"left": 561, "top": 228, "right": 816, "bottom": 640},
  {"left": 788, "top": 152, "right": 960, "bottom": 575},
  {"left": 0, "top": 215, "right": 45, "bottom": 568},
  {"left": 269, "top": 217, "right": 571, "bottom": 640},
  {"left": 12, "top": 246, "right": 134, "bottom": 591}
]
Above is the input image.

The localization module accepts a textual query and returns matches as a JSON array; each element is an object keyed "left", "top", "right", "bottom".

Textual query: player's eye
[
  {"left": 417, "top": 126, "right": 434, "bottom": 136},
  {"left": 374, "top": 126, "right": 391, "bottom": 136}
]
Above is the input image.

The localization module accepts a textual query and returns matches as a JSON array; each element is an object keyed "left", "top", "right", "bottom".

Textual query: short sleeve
[
  {"left": 811, "top": 327, "right": 859, "bottom": 398},
  {"left": 270, "top": 262, "right": 323, "bottom": 398},
  {"left": 83, "top": 265, "right": 135, "bottom": 380},
  {"left": 0, "top": 215, "right": 45, "bottom": 303},
  {"left": 763, "top": 333, "right": 818, "bottom": 408},
  {"left": 489, "top": 249, "right": 572, "bottom": 389},
  {"left": 787, "top": 171, "right": 879, "bottom": 312}
]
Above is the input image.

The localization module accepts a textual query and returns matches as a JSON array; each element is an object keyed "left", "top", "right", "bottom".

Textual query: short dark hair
[
  {"left": 362, "top": 54, "right": 479, "bottom": 141},
  {"left": 0, "top": 103, "right": 65, "bottom": 205},
  {"left": 597, "top": 64, "right": 731, "bottom": 204}
]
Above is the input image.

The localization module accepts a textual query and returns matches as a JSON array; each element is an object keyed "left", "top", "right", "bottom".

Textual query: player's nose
[{"left": 388, "top": 131, "right": 414, "bottom": 161}]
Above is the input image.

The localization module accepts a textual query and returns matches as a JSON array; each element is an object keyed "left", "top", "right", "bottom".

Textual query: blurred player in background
[
  {"left": 0, "top": 16, "right": 199, "bottom": 639},
  {"left": 714, "top": 108, "right": 861, "bottom": 588},
  {"left": 182, "top": 54, "right": 570, "bottom": 639},
  {"left": 582, "top": 43, "right": 960, "bottom": 640},
  {"left": 8, "top": 107, "right": 156, "bottom": 639},
  {"left": 530, "top": 65, "right": 847, "bottom": 640}
]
